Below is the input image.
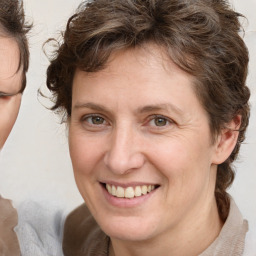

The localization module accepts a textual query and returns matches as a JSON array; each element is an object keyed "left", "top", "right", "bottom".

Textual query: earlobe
[{"left": 212, "top": 115, "right": 241, "bottom": 165}]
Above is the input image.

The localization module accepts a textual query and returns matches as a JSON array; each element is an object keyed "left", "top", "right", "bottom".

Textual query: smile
[{"left": 105, "top": 184, "right": 158, "bottom": 199}]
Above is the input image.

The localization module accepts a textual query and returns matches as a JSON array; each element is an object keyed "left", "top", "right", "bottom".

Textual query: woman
[
  {"left": 0, "top": 0, "right": 30, "bottom": 255},
  {"left": 46, "top": 0, "right": 251, "bottom": 255}
]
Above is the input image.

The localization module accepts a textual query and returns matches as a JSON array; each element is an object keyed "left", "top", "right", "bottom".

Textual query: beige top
[
  {"left": 0, "top": 196, "right": 20, "bottom": 256},
  {"left": 63, "top": 197, "right": 248, "bottom": 256},
  {"left": 199, "top": 198, "right": 248, "bottom": 256}
]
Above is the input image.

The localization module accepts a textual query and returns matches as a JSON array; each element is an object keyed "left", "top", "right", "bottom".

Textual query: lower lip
[{"left": 101, "top": 184, "right": 157, "bottom": 208}]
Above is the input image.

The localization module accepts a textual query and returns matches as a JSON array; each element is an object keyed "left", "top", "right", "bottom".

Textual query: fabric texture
[
  {"left": 62, "top": 197, "right": 250, "bottom": 256},
  {"left": 0, "top": 196, "right": 20, "bottom": 256},
  {"left": 199, "top": 198, "right": 248, "bottom": 256},
  {"left": 63, "top": 203, "right": 109, "bottom": 256},
  {"left": 15, "top": 200, "right": 65, "bottom": 256},
  {"left": 243, "top": 227, "right": 256, "bottom": 256}
]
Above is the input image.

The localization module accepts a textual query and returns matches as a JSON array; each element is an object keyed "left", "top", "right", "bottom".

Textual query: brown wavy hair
[
  {"left": 46, "top": 0, "right": 250, "bottom": 221},
  {"left": 0, "top": 0, "right": 31, "bottom": 92}
]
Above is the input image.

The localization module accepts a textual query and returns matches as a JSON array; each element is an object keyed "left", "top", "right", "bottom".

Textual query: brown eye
[
  {"left": 147, "top": 115, "right": 173, "bottom": 128},
  {"left": 0, "top": 92, "right": 13, "bottom": 99},
  {"left": 84, "top": 115, "right": 106, "bottom": 125},
  {"left": 154, "top": 117, "right": 167, "bottom": 126},
  {"left": 90, "top": 116, "right": 105, "bottom": 125}
]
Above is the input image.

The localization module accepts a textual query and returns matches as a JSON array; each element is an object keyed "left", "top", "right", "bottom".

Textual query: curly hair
[
  {"left": 46, "top": 0, "right": 250, "bottom": 221},
  {"left": 0, "top": 0, "right": 31, "bottom": 92}
]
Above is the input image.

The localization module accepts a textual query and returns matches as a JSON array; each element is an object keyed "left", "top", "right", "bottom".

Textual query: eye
[
  {"left": 153, "top": 117, "right": 167, "bottom": 126},
  {"left": 0, "top": 95, "right": 10, "bottom": 100},
  {"left": 0, "top": 92, "right": 15, "bottom": 99},
  {"left": 82, "top": 114, "right": 108, "bottom": 126},
  {"left": 148, "top": 115, "right": 173, "bottom": 127},
  {"left": 0, "top": 93, "right": 8, "bottom": 99}
]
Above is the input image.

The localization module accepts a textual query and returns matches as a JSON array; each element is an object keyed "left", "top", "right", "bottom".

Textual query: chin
[{"left": 99, "top": 215, "right": 158, "bottom": 242}]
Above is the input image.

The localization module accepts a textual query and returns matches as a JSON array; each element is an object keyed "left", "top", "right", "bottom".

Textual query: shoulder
[
  {"left": 15, "top": 200, "right": 65, "bottom": 256},
  {"left": 0, "top": 196, "right": 20, "bottom": 255},
  {"left": 0, "top": 196, "right": 18, "bottom": 232},
  {"left": 63, "top": 203, "right": 109, "bottom": 256},
  {"left": 200, "top": 196, "right": 249, "bottom": 256},
  {"left": 243, "top": 224, "right": 256, "bottom": 256}
]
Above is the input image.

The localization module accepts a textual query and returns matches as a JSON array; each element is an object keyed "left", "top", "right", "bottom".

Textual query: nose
[{"left": 103, "top": 125, "right": 145, "bottom": 175}]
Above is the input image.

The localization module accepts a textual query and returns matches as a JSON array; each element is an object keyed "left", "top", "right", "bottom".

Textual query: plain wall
[{"left": 0, "top": 0, "right": 255, "bottom": 233}]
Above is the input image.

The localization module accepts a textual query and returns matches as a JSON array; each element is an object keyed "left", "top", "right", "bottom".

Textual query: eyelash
[
  {"left": 0, "top": 95, "right": 10, "bottom": 100},
  {"left": 0, "top": 92, "right": 16, "bottom": 99}
]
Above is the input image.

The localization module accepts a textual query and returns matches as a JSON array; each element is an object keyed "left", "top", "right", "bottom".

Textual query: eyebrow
[
  {"left": 74, "top": 102, "right": 183, "bottom": 116},
  {"left": 74, "top": 102, "right": 112, "bottom": 114},
  {"left": 137, "top": 103, "right": 183, "bottom": 116}
]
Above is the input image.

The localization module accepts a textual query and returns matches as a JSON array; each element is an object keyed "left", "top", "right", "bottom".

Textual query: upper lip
[{"left": 100, "top": 181, "right": 159, "bottom": 188}]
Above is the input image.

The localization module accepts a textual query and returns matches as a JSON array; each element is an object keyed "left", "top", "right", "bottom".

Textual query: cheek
[
  {"left": 68, "top": 129, "right": 106, "bottom": 207},
  {"left": 69, "top": 128, "right": 103, "bottom": 177},
  {"left": 151, "top": 136, "right": 213, "bottom": 196},
  {"left": 0, "top": 95, "right": 21, "bottom": 148}
]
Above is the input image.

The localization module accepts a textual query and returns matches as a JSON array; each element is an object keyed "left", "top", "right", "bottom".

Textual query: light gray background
[{"left": 0, "top": 0, "right": 255, "bottom": 236}]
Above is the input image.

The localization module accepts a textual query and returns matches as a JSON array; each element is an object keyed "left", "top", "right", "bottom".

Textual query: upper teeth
[{"left": 106, "top": 184, "right": 156, "bottom": 198}]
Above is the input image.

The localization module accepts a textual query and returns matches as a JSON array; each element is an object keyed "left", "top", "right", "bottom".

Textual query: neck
[{"left": 109, "top": 197, "right": 223, "bottom": 256}]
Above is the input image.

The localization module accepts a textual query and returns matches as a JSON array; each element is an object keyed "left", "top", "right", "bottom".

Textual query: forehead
[
  {"left": 74, "top": 44, "right": 195, "bottom": 90},
  {"left": 72, "top": 45, "right": 207, "bottom": 119},
  {"left": 0, "top": 36, "right": 22, "bottom": 93},
  {"left": 75, "top": 44, "right": 194, "bottom": 88}
]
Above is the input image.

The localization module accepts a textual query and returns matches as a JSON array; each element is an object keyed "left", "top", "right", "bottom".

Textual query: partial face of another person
[
  {"left": 69, "top": 45, "right": 222, "bottom": 242},
  {"left": 0, "top": 36, "right": 22, "bottom": 149}
]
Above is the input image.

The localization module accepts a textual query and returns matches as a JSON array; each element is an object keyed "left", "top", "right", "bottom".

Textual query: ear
[{"left": 212, "top": 115, "right": 241, "bottom": 165}]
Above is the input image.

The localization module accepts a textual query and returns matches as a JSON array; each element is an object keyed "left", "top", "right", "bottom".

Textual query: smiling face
[
  {"left": 0, "top": 36, "right": 22, "bottom": 149},
  {"left": 69, "top": 45, "right": 221, "bottom": 245}
]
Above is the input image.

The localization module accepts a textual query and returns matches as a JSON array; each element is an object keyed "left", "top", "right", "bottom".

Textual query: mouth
[{"left": 102, "top": 183, "right": 159, "bottom": 199}]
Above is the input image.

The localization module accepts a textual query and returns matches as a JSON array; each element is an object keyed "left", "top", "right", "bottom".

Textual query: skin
[
  {"left": 0, "top": 36, "right": 22, "bottom": 149},
  {"left": 0, "top": 35, "right": 23, "bottom": 255},
  {"left": 69, "top": 45, "right": 240, "bottom": 256}
]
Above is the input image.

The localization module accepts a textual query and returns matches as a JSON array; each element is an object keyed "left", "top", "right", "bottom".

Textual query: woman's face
[
  {"left": 69, "top": 45, "right": 220, "bottom": 242},
  {"left": 0, "top": 36, "right": 22, "bottom": 149}
]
